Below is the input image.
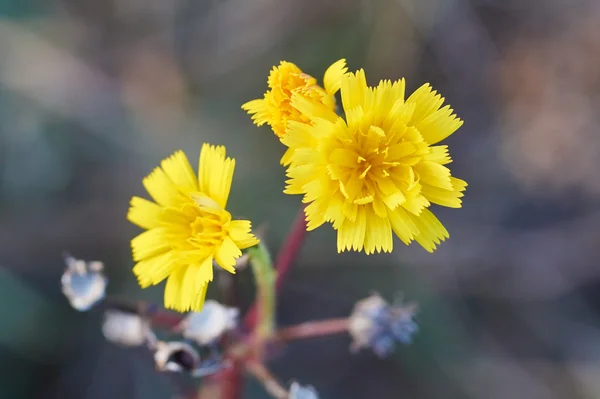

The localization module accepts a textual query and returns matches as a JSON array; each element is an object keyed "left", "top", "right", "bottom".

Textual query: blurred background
[{"left": 2, "top": 0, "right": 600, "bottom": 397}]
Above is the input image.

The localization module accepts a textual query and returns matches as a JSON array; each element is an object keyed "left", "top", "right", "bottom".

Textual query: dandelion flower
[
  {"left": 283, "top": 62, "right": 467, "bottom": 253},
  {"left": 242, "top": 60, "right": 348, "bottom": 164},
  {"left": 128, "top": 144, "right": 259, "bottom": 312}
]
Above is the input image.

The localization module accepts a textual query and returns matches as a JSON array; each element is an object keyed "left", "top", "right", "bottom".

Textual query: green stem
[{"left": 247, "top": 242, "right": 275, "bottom": 339}]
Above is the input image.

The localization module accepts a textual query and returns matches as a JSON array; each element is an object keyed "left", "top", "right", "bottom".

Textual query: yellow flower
[
  {"left": 242, "top": 60, "right": 348, "bottom": 164},
  {"left": 127, "top": 144, "right": 259, "bottom": 312},
  {"left": 282, "top": 63, "right": 467, "bottom": 254}
]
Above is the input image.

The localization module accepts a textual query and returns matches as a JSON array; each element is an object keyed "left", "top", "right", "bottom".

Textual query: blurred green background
[{"left": 2, "top": 0, "right": 600, "bottom": 398}]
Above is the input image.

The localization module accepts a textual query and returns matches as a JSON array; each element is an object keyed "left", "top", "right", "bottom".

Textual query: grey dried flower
[
  {"left": 61, "top": 254, "right": 107, "bottom": 311},
  {"left": 102, "top": 309, "right": 155, "bottom": 347},
  {"left": 348, "top": 293, "right": 418, "bottom": 357},
  {"left": 289, "top": 382, "right": 319, "bottom": 399},
  {"left": 179, "top": 300, "right": 239, "bottom": 345}
]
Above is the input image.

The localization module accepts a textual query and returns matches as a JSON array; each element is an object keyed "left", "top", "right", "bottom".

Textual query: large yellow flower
[
  {"left": 282, "top": 63, "right": 467, "bottom": 254},
  {"left": 127, "top": 144, "right": 259, "bottom": 312},
  {"left": 242, "top": 60, "right": 348, "bottom": 164}
]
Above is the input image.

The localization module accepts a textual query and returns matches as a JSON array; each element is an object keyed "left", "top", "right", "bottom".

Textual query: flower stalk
[
  {"left": 244, "top": 206, "right": 307, "bottom": 329},
  {"left": 275, "top": 318, "right": 349, "bottom": 342},
  {"left": 245, "top": 361, "right": 289, "bottom": 399},
  {"left": 247, "top": 242, "right": 276, "bottom": 340}
]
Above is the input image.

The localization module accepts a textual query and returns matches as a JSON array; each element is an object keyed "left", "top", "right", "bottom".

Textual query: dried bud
[
  {"left": 61, "top": 254, "right": 107, "bottom": 311},
  {"left": 289, "top": 382, "right": 319, "bottom": 399},
  {"left": 179, "top": 300, "right": 239, "bottom": 345},
  {"left": 102, "top": 310, "right": 154, "bottom": 347}
]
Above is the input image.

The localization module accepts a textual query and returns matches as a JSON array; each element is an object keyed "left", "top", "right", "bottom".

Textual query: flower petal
[
  {"left": 406, "top": 83, "right": 445, "bottom": 125},
  {"left": 228, "top": 220, "right": 260, "bottom": 249},
  {"left": 215, "top": 236, "right": 242, "bottom": 273},
  {"left": 416, "top": 105, "right": 463, "bottom": 145},
  {"left": 160, "top": 150, "right": 198, "bottom": 193},
  {"left": 410, "top": 208, "right": 449, "bottom": 252},
  {"left": 127, "top": 196, "right": 162, "bottom": 229},
  {"left": 198, "top": 143, "right": 235, "bottom": 209},
  {"left": 323, "top": 58, "right": 348, "bottom": 96},
  {"left": 133, "top": 251, "right": 174, "bottom": 287},
  {"left": 143, "top": 166, "right": 186, "bottom": 207},
  {"left": 242, "top": 98, "right": 269, "bottom": 126}
]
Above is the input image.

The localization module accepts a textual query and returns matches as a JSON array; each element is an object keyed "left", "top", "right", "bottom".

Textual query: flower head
[
  {"left": 348, "top": 293, "right": 418, "bottom": 357},
  {"left": 128, "top": 144, "right": 260, "bottom": 312},
  {"left": 61, "top": 255, "right": 107, "bottom": 311},
  {"left": 242, "top": 60, "right": 348, "bottom": 164},
  {"left": 283, "top": 62, "right": 467, "bottom": 253}
]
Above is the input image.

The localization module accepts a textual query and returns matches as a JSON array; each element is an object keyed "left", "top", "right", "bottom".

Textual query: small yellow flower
[
  {"left": 282, "top": 62, "right": 467, "bottom": 254},
  {"left": 127, "top": 144, "right": 259, "bottom": 312},
  {"left": 242, "top": 60, "right": 348, "bottom": 164}
]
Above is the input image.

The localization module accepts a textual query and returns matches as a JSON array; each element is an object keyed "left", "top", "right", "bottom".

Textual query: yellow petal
[
  {"left": 406, "top": 83, "right": 445, "bottom": 125},
  {"left": 420, "top": 177, "right": 467, "bottom": 208},
  {"left": 363, "top": 211, "right": 393, "bottom": 254},
  {"left": 416, "top": 105, "right": 463, "bottom": 145},
  {"left": 323, "top": 58, "right": 348, "bottom": 96},
  {"left": 388, "top": 207, "right": 419, "bottom": 245},
  {"left": 424, "top": 145, "right": 452, "bottom": 165},
  {"left": 180, "top": 264, "right": 200, "bottom": 310},
  {"left": 160, "top": 150, "right": 198, "bottom": 193},
  {"left": 410, "top": 208, "right": 449, "bottom": 252},
  {"left": 372, "top": 79, "right": 405, "bottom": 125},
  {"left": 192, "top": 283, "right": 209, "bottom": 312},
  {"left": 414, "top": 161, "right": 453, "bottom": 190},
  {"left": 229, "top": 220, "right": 260, "bottom": 249},
  {"left": 215, "top": 236, "right": 242, "bottom": 273},
  {"left": 127, "top": 196, "right": 162, "bottom": 229},
  {"left": 242, "top": 98, "right": 269, "bottom": 126},
  {"left": 341, "top": 69, "right": 367, "bottom": 113},
  {"left": 290, "top": 93, "right": 337, "bottom": 123},
  {"left": 302, "top": 200, "right": 325, "bottom": 231},
  {"left": 280, "top": 147, "right": 294, "bottom": 166},
  {"left": 337, "top": 207, "right": 367, "bottom": 252},
  {"left": 281, "top": 120, "right": 319, "bottom": 148},
  {"left": 195, "top": 256, "right": 214, "bottom": 291},
  {"left": 164, "top": 266, "right": 186, "bottom": 311},
  {"left": 198, "top": 143, "right": 235, "bottom": 209},
  {"left": 133, "top": 251, "right": 174, "bottom": 287},
  {"left": 143, "top": 166, "right": 186, "bottom": 207},
  {"left": 131, "top": 228, "right": 170, "bottom": 261}
]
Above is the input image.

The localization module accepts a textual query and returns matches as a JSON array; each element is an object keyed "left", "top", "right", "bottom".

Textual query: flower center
[
  {"left": 328, "top": 123, "right": 420, "bottom": 206},
  {"left": 187, "top": 208, "right": 231, "bottom": 248}
]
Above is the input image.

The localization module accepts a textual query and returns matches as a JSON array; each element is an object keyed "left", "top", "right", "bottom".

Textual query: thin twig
[
  {"left": 245, "top": 362, "right": 289, "bottom": 399},
  {"left": 275, "top": 318, "right": 350, "bottom": 342}
]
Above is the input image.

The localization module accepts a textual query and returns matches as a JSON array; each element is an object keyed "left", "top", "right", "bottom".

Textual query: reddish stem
[
  {"left": 245, "top": 362, "right": 288, "bottom": 399},
  {"left": 275, "top": 318, "right": 349, "bottom": 342},
  {"left": 150, "top": 310, "right": 185, "bottom": 330},
  {"left": 243, "top": 206, "right": 307, "bottom": 329},
  {"left": 215, "top": 360, "right": 245, "bottom": 399}
]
